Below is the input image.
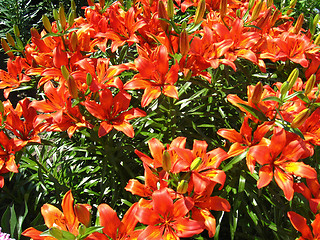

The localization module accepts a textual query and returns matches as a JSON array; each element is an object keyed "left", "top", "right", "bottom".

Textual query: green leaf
[
  {"left": 223, "top": 151, "right": 247, "bottom": 172},
  {"left": 40, "top": 32, "right": 61, "bottom": 39},
  {"left": 10, "top": 204, "right": 17, "bottom": 237},
  {"left": 274, "top": 119, "right": 305, "bottom": 140},
  {"left": 262, "top": 96, "right": 282, "bottom": 103},
  {"left": 237, "top": 103, "right": 268, "bottom": 121},
  {"left": 283, "top": 91, "right": 304, "bottom": 102}
]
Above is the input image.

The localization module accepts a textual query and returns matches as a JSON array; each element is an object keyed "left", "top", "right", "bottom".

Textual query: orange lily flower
[
  {"left": 22, "top": 190, "right": 91, "bottom": 239},
  {"left": 124, "top": 45, "right": 179, "bottom": 107},
  {"left": 217, "top": 116, "right": 273, "bottom": 158},
  {"left": 86, "top": 203, "right": 141, "bottom": 240},
  {"left": 287, "top": 211, "right": 320, "bottom": 239},
  {"left": 0, "top": 57, "right": 31, "bottom": 98},
  {"left": 84, "top": 89, "right": 146, "bottom": 137},
  {"left": 294, "top": 178, "right": 320, "bottom": 214},
  {"left": 0, "top": 131, "right": 19, "bottom": 188},
  {"left": 247, "top": 127, "right": 316, "bottom": 201},
  {"left": 174, "top": 140, "right": 229, "bottom": 195},
  {"left": 135, "top": 188, "right": 204, "bottom": 239}
]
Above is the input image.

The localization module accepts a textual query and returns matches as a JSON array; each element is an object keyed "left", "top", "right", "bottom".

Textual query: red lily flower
[
  {"left": 124, "top": 45, "right": 179, "bottom": 107},
  {"left": 84, "top": 89, "right": 146, "bottom": 137},
  {"left": 22, "top": 190, "right": 91, "bottom": 239},
  {"left": 174, "top": 140, "right": 229, "bottom": 195},
  {"left": 287, "top": 211, "right": 320, "bottom": 240},
  {"left": 217, "top": 116, "right": 273, "bottom": 157},
  {"left": 294, "top": 178, "right": 320, "bottom": 214},
  {"left": 0, "top": 131, "right": 19, "bottom": 188},
  {"left": 4, "top": 98, "right": 45, "bottom": 148},
  {"left": 0, "top": 57, "right": 30, "bottom": 98},
  {"left": 135, "top": 188, "right": 204, "bottom": 239},
  {"left": 247, "top": 127, "right": 316, "bottom": 201},
  {"left": 86, "top": 203, "right": 141, "bottom": 240}
]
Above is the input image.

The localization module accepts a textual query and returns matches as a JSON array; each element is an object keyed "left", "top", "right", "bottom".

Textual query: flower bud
[
  {"left": 68, "top": 11, "right": 75, "bottom": 28},
  {"left": 194, "top": 0, "right": 206, "bottom": 25},
  {"left": 287, "top": 68, "right": 299, "bottom": 90},
  {"left": 305, "top": 74, "right": 316, "bottom": 95},
  {"left": 74, "top": 204, "right": 92, "bottom": 228},
  {"left": 6, "top": 33, "right": 15, "bottom": 47},
  {"left": 177, "top": 180, "right": 188, "bottom": 194},
  {"left": 0, "top": 100, "right": 4, "bottom": 114},
  {"left": 67, "top": 75, "right": 79, "bottom": 99},
  {"left": 100, "top": 0, "right": 105, "bottom": 7},
  {"left": 251, "top": 0, "right": 263, "bottom": 22},
  {"left": 292, "top": 13, "right": 304, "bottom": 34},
  {"left": 220, "top": 0, "right": 227, "bottom": 19},
  {"left": 190, "top": 157, "right": 202, "bottom": 171},
  {"left": 269, "top": 9, "right": 280, "bottom": 27},
  {"left": 79, "top": 224, "right": 86, "bottom": 235},
  {"left": 287, "top": 0, "right": 297, "bottom": 15},
  {"left": 314, "top": 34, "right": 320, "bottom": 46},
  {"left": 162, "top": 150, "right": 171, "bottom": 172},
  {"left": 61, "top": 65, "right": 70, "bottom": 80},
  {"left": 251, "top": 82, "right": 263, "bottom": 104},
  {"left": 291, "top": 109, "right": 311, "bottom": 128},
  {"left": 179, "top": 29, "right": 189, "bottom": 56},
  {"left": 59, "top": 6, "right": 67, "bottom": 30},
  {"left": 267, "top": 0, "right": 273, "bottom": 8},
  {"left": 13, "top": 25, "right": 20, "bottom": 37},
  {"left": 248, "top": 0, "right": 255, "bottom": 10},
  {"left": 53, "top": 9, "right": 59, "bottom": 21},
  {"left": 49, "top": 228, "right": 63, "bottom": 239},
  {"left": 158, "top": 0, "right": 169, "bottom": 32},
  {"left": 42, "top": 15, "right": 52, "bottom": 32},
  {"left": 1, "top": 39, "right": 14, "bottom": 58},
  {"left": 86, "top": 73, "right": 93, "bottom": 86},
  {"left": 71, "top": 0, "right": 76, "bottom": 12},
  {"left": 167, "top": 0, "right": 174, "bottom": 19},
  {"left": 280, "top": 81, "right": 289, "bottom": 97},
  {"left": 70, "top": 32, "right": 79, "bottom": 52}
]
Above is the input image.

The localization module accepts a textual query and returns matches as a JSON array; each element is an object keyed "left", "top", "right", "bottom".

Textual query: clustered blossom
[{"left": 1, "top": 0, "right": 320, "bottom": 238}]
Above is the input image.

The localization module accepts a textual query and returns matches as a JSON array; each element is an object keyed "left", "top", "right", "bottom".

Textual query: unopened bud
[
  {"left": 177, "top": 180, "right": 188, "bottom": 194},
  {"left": 79, "top": 224, "right": 86, "bottom": 235},
  {"left": 70, "top": 32, "right": 78, "bottom": 52},
  {"left": 167, "top": 0, "right": 174, "bottom": 19},
  {"left": 251, "top": 82, "right": 263, "bottom": 104},
  {"left": 220, "top": 0, "right": 227, "bottom": 18},
  {"left": 74, "top": 204, "right": 92, "bottom": 228},
  {"left": 49, "top": 228, "right": 63, "bottom": 239},
  {"left": 291, "top": 109, "right": 311, "bottom": 128},
  {"left": 13, "top": 25, "right": 20, "bottom": 37},
  {"left": 190, "top": 157, "right": 202, "bottom": 171},
  {"left": 30, "top": 27, "right": 41, "bottom": 38},
  {"left": 42, "top": 15, "right": 52, "bottom": 32},
  {"left": 305, "top": 74, "right": 316, "bottom": 95},
  {"left": 1, "top": 39, "right": 14, "bottom": 58},
  {"left": 67, "top": 75, "right": 78, "bottom": 99},
  {"left": 61, "top": 65, "right": 70, "bottom": 80},
  {"left": 158, "top": 0, "right": 169, "bottom": 32},
  {"left": 59, "top": 6, "right": 67, "bottom": 29},
  {"left": 194, "top": 0, "right": 206, "bottom": 25},
  {"left": 53, "top": 9, "right": 59, "bottom": 21},
  {"left": 287, "top": 68, "right": 299, "bottom": 90},
  {"left": 292, "top": 13, "right": 304, "bottom": 34},
  {"left": 99, "top": 0, "right": 105, "bottom": 7},
  {"left": 0, "top": 100, "right": 4, "bottom": 114},
  {"left": 162, "top": 150, "right": 171, "bottom": 172},
  {"left": 251, "top": 0, "right": 263, "bottom": 22},
  {"left": 314, "top": 34, "right": 320, "bottom": 45},
  {"left": 248, "top": 0, "right": 255, "bottom": 10},
  {"left": 71, "top": 0, "right": 76, "bottom": 12},
  {"left": 280, "top": 81, "right": 289, "bottom": 97},
  {"left": 87, "top": 0, "right": 94, "bottom": 6},
  {"left": 6, "top": 33, "right": 15, "bottom": 47},
  {"left": 267, "top": 0, "right": 273, "bottom": 8},
  {"left": 270, "top": 9, "right": 280, "bottom": 27},
  {"left": 287, "top": 0, "right": 297, "bottom": 15},
  {"left": 86, "top": 73, "right": 93, "bottom": 86},
  {"left": 179, "top": 29, "right": 189, "bottom": 56},
  {"left": 68, "top": 11, "right": 75, "bottom": 27}
]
